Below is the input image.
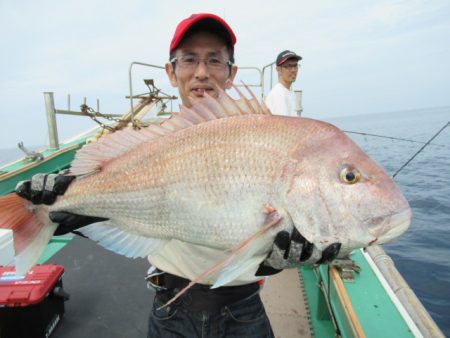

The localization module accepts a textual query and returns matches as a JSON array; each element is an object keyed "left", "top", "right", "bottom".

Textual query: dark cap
[
  {"left": 276, "top": 50, "right": 302, "bottom": 66},
  {"left": 169, "top": 13, "right": 237, "bottom": 55}
]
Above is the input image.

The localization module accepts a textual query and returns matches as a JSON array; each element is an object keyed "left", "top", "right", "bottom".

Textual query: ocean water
[
  {"left": 1, "top": 107, "right": 449, "bottom": 335},
  {"left": 328, "top": 107, "right": 450, "bottom": 336}
]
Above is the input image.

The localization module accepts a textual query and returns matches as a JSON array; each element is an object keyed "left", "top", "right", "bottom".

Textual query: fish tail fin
[
  {"left": 0, "top": 194, "right": 57, "bottom": 275},
  {"left": 158, "top": 211, "right": 283, "bottom": 310}
]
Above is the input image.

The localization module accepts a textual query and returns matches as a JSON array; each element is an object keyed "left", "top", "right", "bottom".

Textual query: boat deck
[
  {"left": 45, "top": 236, "right": 311, "bottom": 338},
  {"left": 261, "top": 269, "right": 312, "bottom": 337},
  {"left": 47, "top": 236, "right": 151, "bottom": 338}
]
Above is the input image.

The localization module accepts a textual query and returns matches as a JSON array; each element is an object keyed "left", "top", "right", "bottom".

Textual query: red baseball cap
[{"left": 169, "top": 13, "right": 237, "bottom": 55}]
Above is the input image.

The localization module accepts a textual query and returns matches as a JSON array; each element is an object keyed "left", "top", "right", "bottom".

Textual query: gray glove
[{"left": 255, "top": 227, "right": 341, "bottom": 276}]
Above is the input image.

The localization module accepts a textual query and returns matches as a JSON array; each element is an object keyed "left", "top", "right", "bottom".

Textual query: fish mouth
[
  {"left": 367, "top": 208, "right": 412, "bottom": 245},
  {"left": 303, "top": 208, "right": 411, "bottom": 258}
]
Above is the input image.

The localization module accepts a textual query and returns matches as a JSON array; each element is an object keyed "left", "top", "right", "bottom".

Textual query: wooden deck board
[{"left": 261, "top": 269, "right": 312, "bottom": 338}]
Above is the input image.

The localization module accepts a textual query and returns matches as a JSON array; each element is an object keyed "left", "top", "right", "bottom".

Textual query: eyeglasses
[
  {"left": 281, "top": 63, "right": 299, "bottom": 69},
  {"left": 170, "top": 55, "right": 233, "bottom": 70}
]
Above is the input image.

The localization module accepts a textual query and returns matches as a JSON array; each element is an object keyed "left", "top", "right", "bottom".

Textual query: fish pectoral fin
[
  {"left": 80, "top": 222, "right": 165, "bottom": 258},
  {"left": 157, "top": 211, "right": 283, "bottom": 310},
  {"left": 212, "top": 254, "right": 266, "bottom": 289},
  {"left": 213, "top": 210, "right": 283, "bottom": 288}
]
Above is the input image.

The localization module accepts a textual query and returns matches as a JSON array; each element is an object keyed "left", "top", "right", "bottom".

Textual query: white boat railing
[
  {"left": 365, "top": 246, "right": 445, "bottom": 338},
  {"left": 43, "top": 61, "right": 304, "bottom": 151}
]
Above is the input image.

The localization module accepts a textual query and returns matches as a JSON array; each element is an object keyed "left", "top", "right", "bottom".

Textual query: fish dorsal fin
[
  {"left": 69, "top": 84, "right": 270, "bottom": 175},
  {"left": 69, "top": 125, "right": 170, "bottom": 175}
]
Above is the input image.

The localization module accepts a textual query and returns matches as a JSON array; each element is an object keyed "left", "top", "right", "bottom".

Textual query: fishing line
[
  {"left": 344, "top": 130, "right": 445, "bottom": 147},
  {"left": 392, "top": 121, "right": 450, "bottom": 178}
]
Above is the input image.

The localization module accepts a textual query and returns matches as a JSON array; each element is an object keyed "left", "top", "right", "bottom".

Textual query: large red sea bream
[{"left": 0, "top": 86, "right": 411, "bottom": 290}]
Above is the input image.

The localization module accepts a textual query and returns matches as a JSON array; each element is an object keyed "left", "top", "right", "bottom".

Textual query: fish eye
[{"left": 340, "top": 165, "right": 361, "bottom": 184}]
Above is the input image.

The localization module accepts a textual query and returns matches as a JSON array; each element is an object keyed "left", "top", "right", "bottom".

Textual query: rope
[
  {"left": 80, "top": 104, "right": 123, "bottom": 132},
  {"left": 392, "top": 121, "right": 450, "bottom": 178}
]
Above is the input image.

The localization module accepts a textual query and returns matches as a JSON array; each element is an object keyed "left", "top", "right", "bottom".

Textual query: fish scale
[{"left": 50, "top": 116, "right": 295, "bottom": 247}]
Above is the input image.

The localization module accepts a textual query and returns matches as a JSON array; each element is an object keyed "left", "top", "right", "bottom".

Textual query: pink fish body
[{"left": 0, "top": 87, "right": 411, "bottom": 286}]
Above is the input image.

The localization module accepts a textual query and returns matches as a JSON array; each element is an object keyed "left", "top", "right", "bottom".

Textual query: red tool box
[{"left": 0, "top": 264, "right": 69, "bottom": 338}]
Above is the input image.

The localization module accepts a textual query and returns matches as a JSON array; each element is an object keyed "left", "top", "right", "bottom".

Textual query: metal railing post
[
  {"left": 295, "top": 90, "right": 303, "bottom": 116},
  {"left": 261, "top": 62, "right": 276, "bottom": 99},
  {"left": 43, "top": 92, "right": 59, "bottom": 149}
]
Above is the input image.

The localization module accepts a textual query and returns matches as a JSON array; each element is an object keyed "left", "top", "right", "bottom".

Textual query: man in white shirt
[{"left": 265, "top": 50, "right": 302, "bottom": 116}]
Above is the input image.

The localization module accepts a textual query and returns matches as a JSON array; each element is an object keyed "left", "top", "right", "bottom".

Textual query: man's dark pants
[{"left": 148, "top": 291, "right": 275, "bottom": 338}]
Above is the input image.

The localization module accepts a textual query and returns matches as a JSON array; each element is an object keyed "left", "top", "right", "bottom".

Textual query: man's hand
[
  {"left": 15, "top": 173, "right": 107, "bottom": 235},
  {"left": 50, "top": 211, "right": 108, "bottom": 236},
  {"left": 16, "top": 173, "right": 75, "bottom": 205},
  {"left": 255, "top": 228, "right": 341, "bottom": 276}
]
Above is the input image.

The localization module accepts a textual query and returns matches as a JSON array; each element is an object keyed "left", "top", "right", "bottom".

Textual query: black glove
[
  {"left": 15, "top": 173, "right": 75, "bottom": 205},
  {"left": 50, "top": 212, "right": 108, "bottom": 236},
  {"left": 255, "top": 227, "right": 341, "bottom": 276},
  {"left": 15, "top": 173, "right": 107, "bottom": 235}
]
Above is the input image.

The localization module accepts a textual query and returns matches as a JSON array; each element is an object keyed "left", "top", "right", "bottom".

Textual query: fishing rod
[
  {"left": 344, "top": 130, "right": 445, "bottom": 147},
  {"left": 392, "top": 121, "right": 450, "bottom": 178}
]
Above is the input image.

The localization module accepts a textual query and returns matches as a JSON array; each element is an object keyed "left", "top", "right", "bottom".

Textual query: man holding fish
[
  {"left": 7, "top": 12, "right": 411, "bottom": 338},
  {"left": 14, "top": 13, "right": 328, "bottom": 337}
]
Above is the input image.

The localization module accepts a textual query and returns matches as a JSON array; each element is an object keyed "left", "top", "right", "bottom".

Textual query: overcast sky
[{"left": 1, "top": 0, "right": 449, "bottom": 149}]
